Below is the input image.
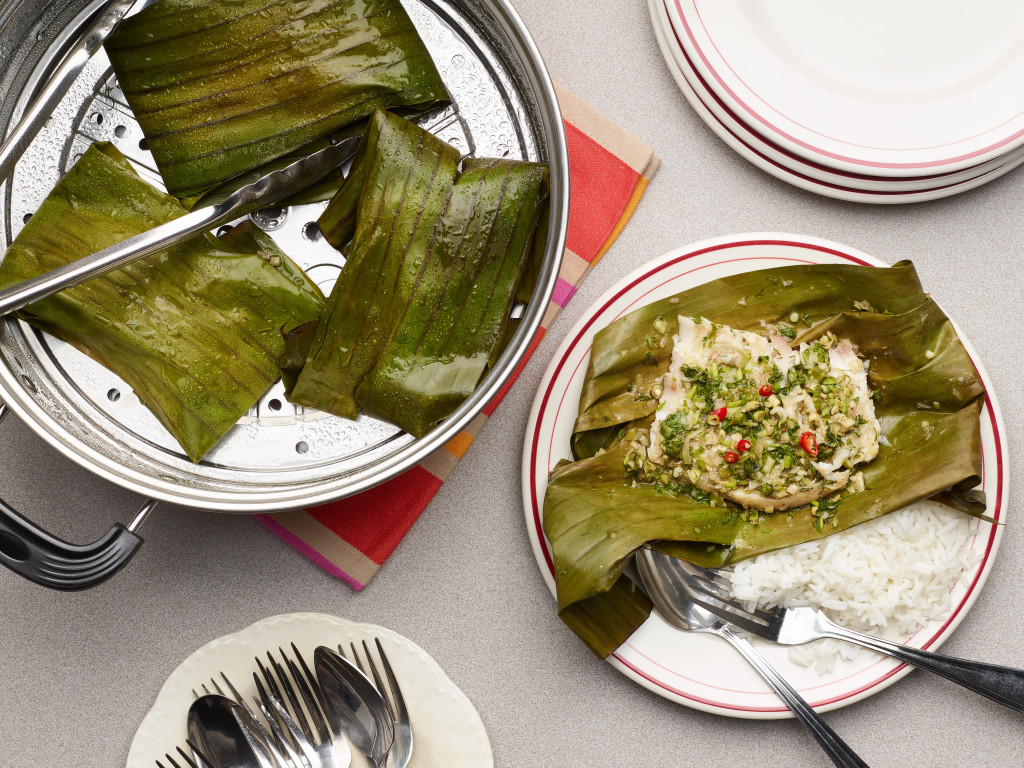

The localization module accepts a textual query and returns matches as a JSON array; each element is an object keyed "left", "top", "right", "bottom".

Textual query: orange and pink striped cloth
[{"left": 255, "top": 85, "right": 660, "bottom": 589}]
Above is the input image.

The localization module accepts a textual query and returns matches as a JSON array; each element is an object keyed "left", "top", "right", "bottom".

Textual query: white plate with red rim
[
  {"left": 665, "top": 0, "right": 1024, "bottom": 177},
  {"left": 648, "top": 0, "right": 1024, "bottom": 203},
  {"left": 521, "top": 234, "right": 1008, "bottom": 717}
]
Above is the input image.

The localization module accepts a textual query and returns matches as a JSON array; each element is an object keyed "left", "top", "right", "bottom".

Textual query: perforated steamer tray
[{"left": 0, "top": 0, "right": 568, "bottom": 512}]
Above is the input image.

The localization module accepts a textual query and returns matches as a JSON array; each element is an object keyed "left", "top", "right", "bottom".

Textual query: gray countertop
[{"left": 1, "top": 1, "right": 1023, "bottom": 766}]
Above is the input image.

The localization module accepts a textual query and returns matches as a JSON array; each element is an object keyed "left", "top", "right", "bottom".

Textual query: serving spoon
[{"left": 636, "top": 547, "right": 870, "bottom": 768}]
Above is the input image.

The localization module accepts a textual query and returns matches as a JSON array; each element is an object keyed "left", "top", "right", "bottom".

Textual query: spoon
[
  {"left": 187, "top": 693, "right": 276, "bottom": 768},
  {"left": 314, "top": 646, "right": 394, "bottom": 768},
  {"left": 636, "top": 547, "right": 870, "bottom": 768}
]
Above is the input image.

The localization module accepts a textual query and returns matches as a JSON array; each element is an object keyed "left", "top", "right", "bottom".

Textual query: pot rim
[{"left": 0, "top": 0, "right": 569, "bottom": 512}]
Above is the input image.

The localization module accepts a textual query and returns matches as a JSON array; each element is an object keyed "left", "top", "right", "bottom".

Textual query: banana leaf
[
  {"left": 542, "top": 261, "right": 987, "bottom": 657},
  {"left": 284, "top": 109, "right": 548, "bottom": 437},
  {"left": 0, "top": 142, "right": 324, "bottom": 462},
  {"left": 105, "top": 0, "right": 451, "bottom": 199}
]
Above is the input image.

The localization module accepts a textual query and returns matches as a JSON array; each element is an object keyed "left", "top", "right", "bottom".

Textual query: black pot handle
[{"left": 0, "top": 402, "right": 155, "bottom": 590}]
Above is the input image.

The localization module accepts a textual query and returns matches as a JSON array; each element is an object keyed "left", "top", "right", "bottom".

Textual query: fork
[
  {"left": 636, "top": 548, "right": 869, "bottom": 767},
  {"left": 255, "top": 647, "right": 352, "bottom": 768},
  {"left": 154, "top": 740, "right": 216, "bottom": 768},
  {"left": 197, "top": 674, "right": 317, "bottom": 768},
  {"left": 675, "top": 558, "right": 1024, "bottom": 712},
  {"left": 340, "top": 639, "right": 413, "bottom": 768}
]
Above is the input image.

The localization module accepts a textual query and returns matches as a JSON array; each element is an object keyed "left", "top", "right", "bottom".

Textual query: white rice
[{"left": 724, "top": 502, "right": 981, "bottom": 674}]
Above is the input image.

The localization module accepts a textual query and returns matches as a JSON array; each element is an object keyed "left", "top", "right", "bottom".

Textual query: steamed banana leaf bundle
[
  {"left": 282, "top": 109, "right": 548, "bottom": 437},
  {"left": 543, "top": 261, "right": 986, "bottom": 657},
  {"left": 0, "top": 143, "right": 324, "bottom": 462},
  {"left": 105, "top": 0, "right": 451, "bottom": 199}
]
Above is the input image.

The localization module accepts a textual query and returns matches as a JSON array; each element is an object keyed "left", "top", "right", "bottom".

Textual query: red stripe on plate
[
  {"left": 675, "top": 0, "right": 1024, "bottom": 170},
  {"left": 661, "top": 5, "right": 985, "bottom": 196}
]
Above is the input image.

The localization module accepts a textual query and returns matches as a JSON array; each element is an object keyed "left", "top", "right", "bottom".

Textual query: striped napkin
[{"left": 255, "top": 85, "right": 660, "bottom": 589}]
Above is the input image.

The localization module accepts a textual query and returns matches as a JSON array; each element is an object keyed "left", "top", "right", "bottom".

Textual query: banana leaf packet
[
  {"left": 281, "top": 109, "right": 548, "bottom": 437},
  {"left": 0, "top": 142, "right": 324, "bottom": 462},
  {"left": 543, "top": 261, "right": 988, "bottom": 657},
  {"left": 105, "top": 0, "right": 451, "bottom": 199}
]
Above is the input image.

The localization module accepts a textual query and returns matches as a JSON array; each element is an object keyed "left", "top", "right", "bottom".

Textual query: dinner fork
[
  {"left": 255, "top": 647, "right": 351, "bottom": 768},
  {"left": 198, "top": 674, "right": 317, "bottom": 768},
  {"left": 340, "top": 639, "right": 413, "bottom": 768},
  {"left": 154, "top": 740, "right": 216, "bottom": 768},
  {"left": 636, "top": 547, "right": 870, "bottom": 768},
  {"left": 675, "top": 559, "right": 1024, "bottom": 713}
]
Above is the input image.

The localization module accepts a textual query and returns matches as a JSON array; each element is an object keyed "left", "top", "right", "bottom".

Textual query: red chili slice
[
  {"left": 737, "top": 439, "right": 751, "bottom": 452},
  {"left": 724, "top": 451, "right": 739, "bottom": 464},
  {"left": 711, "top": 406, "right": 727, "bottom": 421},
  {"left": 759, "top": 384, "right": 773, "bottom": 397},
  {"left": 800, "top": 431, "right": 818, "bottom": 457}
]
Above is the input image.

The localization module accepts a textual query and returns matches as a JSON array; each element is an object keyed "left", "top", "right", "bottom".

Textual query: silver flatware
[
  {"left": 0, "top": 0, "right": 136, "bottom": 184},
  {"left": 636, "top": 547, "right": 870, "bottom": 768},
  {"left": 254, "top": 647, "right": 350, "bottom": 768},
  {"left": 188, "top": 693, "right": 278, "bottom": 768},
  {"left": 341, "top": 639, "right": 413, "bottom": 768},
  {"left": 154, "top": 740, "right": 217, "bottom": 768},
  {"left": 674, "top": 559, "right": 1024, "bottom": 713},
  {"left": 0, "top": 135, "right": 359, "bottom": 318},
  {"left": 199, "top": 673, "right": 318, "bottom": 768},
  {"left": 315, "top": 646, "right": 394, "bottom": 768}
]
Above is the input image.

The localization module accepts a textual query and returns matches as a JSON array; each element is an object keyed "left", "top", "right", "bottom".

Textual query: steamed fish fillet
[{"left": 648, "top": 317, "right": 879, "bottom": 512}]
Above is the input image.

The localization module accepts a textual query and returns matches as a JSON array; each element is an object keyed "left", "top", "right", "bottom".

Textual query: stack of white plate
[{"left": 649, "top": 0, "right": 1024, "bottom": 203}]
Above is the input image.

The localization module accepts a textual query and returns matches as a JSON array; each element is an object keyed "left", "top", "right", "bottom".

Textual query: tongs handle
[
  {"left": 0, "top": 136, "right": 359, "bottom": 317},
  {"left": 0, "top": 0, "right": 136, "bottom": 184}
]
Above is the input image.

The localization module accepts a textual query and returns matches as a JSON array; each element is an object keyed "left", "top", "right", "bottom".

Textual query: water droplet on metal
[{"left": 251, "top": 206, "right": 288, "bottom": 231}]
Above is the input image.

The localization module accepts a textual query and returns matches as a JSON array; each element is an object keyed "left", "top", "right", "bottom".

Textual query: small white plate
[
  {"left": 126, "top": 613, "right": 493, "bottom": 767},
  {"left": 650, "top": 0, "right": 1024, "bottom": 203},
  {"left": 521, "top": 234, "right": 1007, "bottom": 718},
  {"left": 666, "top": 0, "right": 1024, "bottom": 176}
]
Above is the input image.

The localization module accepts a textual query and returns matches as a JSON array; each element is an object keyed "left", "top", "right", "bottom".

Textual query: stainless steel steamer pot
[{"left": 0, "top": 0, "right": 568, "bottom": 589}]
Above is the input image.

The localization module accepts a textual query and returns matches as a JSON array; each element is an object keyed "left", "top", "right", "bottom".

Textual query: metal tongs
[
  {"left": 0, "top": 0, "right": 136, "bottom": 184},
  {"left": 0, "top": 0, "right": 360, "bottom": 318},
  {"left": 0, "top": 136, "right": 359, "bottom": 317}
]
